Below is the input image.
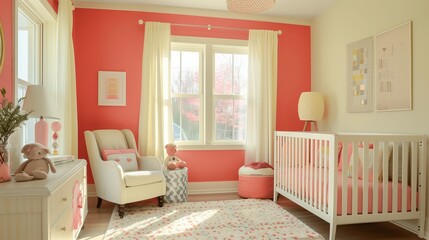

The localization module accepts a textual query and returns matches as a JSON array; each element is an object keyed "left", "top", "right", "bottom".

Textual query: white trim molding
[{"left": 188, "top": 181, "right": 238, "bottom": 195}]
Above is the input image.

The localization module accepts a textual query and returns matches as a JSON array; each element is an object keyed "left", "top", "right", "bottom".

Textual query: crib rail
[
  {"left": 274, "top": 132, "right": 336, "bottom": 222},
  {"left": 274, "top": 131, "right": 426, "bottom": 239}
]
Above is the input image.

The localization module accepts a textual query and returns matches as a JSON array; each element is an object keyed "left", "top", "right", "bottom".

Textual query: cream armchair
[{"left": 84, "top": 129, "right": 166, "bottom": 218}]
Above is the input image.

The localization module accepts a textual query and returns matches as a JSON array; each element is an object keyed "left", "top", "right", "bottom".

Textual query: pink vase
[
  {"left": 0, "top": 143, "right": 11, "bottom": 182},
  {"left": 0, "top": 162, "right": 11, "bottom": 183}
]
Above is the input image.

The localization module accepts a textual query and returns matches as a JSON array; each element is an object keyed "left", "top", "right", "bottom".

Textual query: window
[
  {"left": 14, "top": 0, "right": 56, "bottom": 146},
  {"left": 17, "top": 2, "right": 43, "bottom": 144},
  {"left": 170, "top": 38, "right": 248, "bottom": 149},
  {"left": 212, "top": 46, "right": 248, "bottom": 142}
]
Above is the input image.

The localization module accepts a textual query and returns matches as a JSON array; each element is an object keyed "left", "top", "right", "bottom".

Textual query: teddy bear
[
  {"left": 164, "top": 143, "right": 186, "bottom": 170},
  {"left": 14, "top": 143, "right": 57, "bottom": 182}
]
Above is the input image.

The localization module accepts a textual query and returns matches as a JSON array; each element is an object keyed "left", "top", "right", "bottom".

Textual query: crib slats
[
  {"left": 351, "top": 142, "right": 358, "bottom": 216},
  {"left": 411, "top": 142, "right": 417, "bottom": 212},
  {"left": 341, "top": 142, "right": 348, "bottom": 216},
  {"left": 382, "top": 141, "right": 389, "bottom": 214},
  {"left": 372, "top": 143, "right": 380, "bottom": 214},
  {"left": 402, "top": 142, "right": 408, "bottom": 214},
  {"left": 323, "top": 140, "right": 328, "bottom": 213},
  {"left": 305, "top": 138, "right": 310, "bottom": 204},
  {"left": 392, "top": 142, "right": 399, "bottom": 213},
  {"left": 362, "top": 142, "right": 369, "bottom": 215}
]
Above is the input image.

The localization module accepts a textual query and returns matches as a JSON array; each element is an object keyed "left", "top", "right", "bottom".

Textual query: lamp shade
[
  {"left": 226, "top": 0, "right": 275, "bottom": 14},
  {"left": 23, "top": 85, "right": 58, "bottom": 119},
  {"left": 298, "top": 92, "right": 324, "bottom": 121}
]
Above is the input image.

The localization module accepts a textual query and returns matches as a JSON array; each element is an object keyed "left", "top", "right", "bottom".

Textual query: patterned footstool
[{"left": 163, "top": 167, "right": 188, "bottom": 203}]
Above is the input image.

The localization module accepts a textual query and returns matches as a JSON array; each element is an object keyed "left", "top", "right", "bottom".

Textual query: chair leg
[
  {"left": 118, "top": 204, "right": 126, "bottom": 219},
  {"left": 97, "top": 197, "right": 103, "bottom": 208},
  {"left": 158, "top": 196, "right": 164, "bottom": 207}
]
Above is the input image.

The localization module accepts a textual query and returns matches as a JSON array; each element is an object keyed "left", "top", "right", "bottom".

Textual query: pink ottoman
[{"left": 238, "top": 165, "right": 274, "bottom": 199}]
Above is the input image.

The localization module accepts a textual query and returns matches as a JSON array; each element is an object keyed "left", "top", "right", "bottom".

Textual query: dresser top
[{"left": 0, "top": 160, "right": 87, "bottom": 197}]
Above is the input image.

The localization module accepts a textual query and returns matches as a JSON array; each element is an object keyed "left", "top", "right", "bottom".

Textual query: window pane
[
  {"left": 171, "top": 50, "right": 200, "bottom": 94},
  {"left": 215, "top": 98, "right": 247, "bottom": 141},
  {"left": 214, "top": 53, "right": 248, "bottom": 96},
  {"left": 17, "top": 6, "right": 41, "bottom": 146},
  {"left": 171, "top": 51, "right": 181, "bottom": 94},
  {"left": 214, "top": 53, "right": 233, "bottom": 95},
  {"left": 233, "top": 54, "right": 248, "bottom": 95},
  {"left": 18, "top": 10, "right": 38, "bottom": 84},
  {"left": 172, "top": 97, "right": 200, "bottom": 141},
  {"left": 17, "top": 84, "right": 35, "bottom": 144}
]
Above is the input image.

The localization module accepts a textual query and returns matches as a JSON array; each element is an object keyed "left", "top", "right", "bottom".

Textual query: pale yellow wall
[
  {"left": 311, "top": 0, "right": 429, "bottom": 133},
  {"left": 311, "top": 0, "right": 429, "bottom": 236}
]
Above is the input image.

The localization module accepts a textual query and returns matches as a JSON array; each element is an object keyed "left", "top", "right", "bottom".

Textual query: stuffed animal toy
[
  {"left": 164, "top": 143, "right": 186, "bottom": 170},
  {"left": 14, "top": 143, "right": 56, "bottom": 182}
]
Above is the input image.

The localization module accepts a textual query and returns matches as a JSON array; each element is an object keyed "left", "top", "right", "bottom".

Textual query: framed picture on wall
[
  {"left": 98, "top": 71, "right": 126, "bottom": 106},
  {"left": 375, "top": 21, "right": 412, "bottom": 111},
  {"left": 346, "top": 37, "right": 374, "bottom": 112}
]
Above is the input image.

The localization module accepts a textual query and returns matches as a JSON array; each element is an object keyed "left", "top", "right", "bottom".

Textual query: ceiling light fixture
[{"left": 226, "top": 0, "right": 275, "bottom": 14}]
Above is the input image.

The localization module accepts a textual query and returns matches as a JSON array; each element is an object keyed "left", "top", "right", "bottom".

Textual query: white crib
[{"left": 273, "top": 131, "right": 426, "bottom": 240}]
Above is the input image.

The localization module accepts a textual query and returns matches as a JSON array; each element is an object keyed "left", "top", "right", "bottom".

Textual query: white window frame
[
  {"left": 170, "top": 36, "right": 248, "bottom": 150},
  {"left": 11, "top": 0, "right": 56, "bottom": 149},
  {"left": 210, "top": 45, "right": 248, "bottom": 146},
  {"left": 170, "top": 42, "right": 205, "bottom": 145},
  {"left": 17, "top": 1, "right": 43, "bottom": 86}
]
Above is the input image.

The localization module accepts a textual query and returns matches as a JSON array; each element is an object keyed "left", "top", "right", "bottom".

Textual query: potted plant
[{"left": 0, "top": 87, "right": 31, "bottom": 182}]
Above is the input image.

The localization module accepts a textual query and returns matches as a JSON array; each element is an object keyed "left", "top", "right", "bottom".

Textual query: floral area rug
[{"left": 104, "top": 199, "right": 324, "bottom": 240}]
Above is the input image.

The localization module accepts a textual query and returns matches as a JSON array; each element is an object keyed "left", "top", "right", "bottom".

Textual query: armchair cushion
[
  {"left": 102, "top": 149, "right": 138, "bottom": 172},
  {"left": 124, "top": 171, "right": 164, "bottom": 187}
]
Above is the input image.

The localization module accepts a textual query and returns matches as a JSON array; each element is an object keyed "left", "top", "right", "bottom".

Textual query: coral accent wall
[
  {"left": 73, "top": 9, "right": 311, "bottom": 184},
  {"left": 0, "top": 0, "right": 13, "bottom": 100},
  {"left": 0, "top": 0, "right": 58, "bottom": 99},
  {"left": 47, "top": 0, "right": 58, "bottom": 13}
]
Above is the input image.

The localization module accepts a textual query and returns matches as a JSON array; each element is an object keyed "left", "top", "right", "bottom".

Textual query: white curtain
[
  {"left": 57, "top": 0, "right": 78, "bottom": 156},
  {"left": 138, "top": 22, "right": 171, "bottom": 158},
  {"left": 245, "top": 30, "right": 278, "bottom": 165}
]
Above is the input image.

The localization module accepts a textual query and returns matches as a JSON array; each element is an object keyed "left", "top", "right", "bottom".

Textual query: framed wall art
[
  {"left": 346, "top": 37, "right": 373, "bottom": 112},
  {"left": 375, "top": 21, "right": 412, "bottom": 111},
  {"left": 98, "top": 71, "right": 126, "bottom": 106}
]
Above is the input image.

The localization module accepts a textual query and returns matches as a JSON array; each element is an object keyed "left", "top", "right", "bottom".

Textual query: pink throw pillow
[{"left": 101, "top": 149, "right": 138, "bottom": 172}]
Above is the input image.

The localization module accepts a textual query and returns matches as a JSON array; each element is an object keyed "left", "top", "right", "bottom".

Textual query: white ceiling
[{"left": 74, "top": 0, "right": 336, "bottom": 19}]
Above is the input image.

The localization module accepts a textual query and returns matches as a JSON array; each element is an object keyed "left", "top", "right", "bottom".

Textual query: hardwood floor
[{"left": 78, "top": 193, "right": 421, "bottom": 240}]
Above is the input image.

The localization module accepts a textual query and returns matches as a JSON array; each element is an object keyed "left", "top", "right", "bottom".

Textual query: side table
[{"left": 163, "top": 167, "right": 188, "bottom": 203}]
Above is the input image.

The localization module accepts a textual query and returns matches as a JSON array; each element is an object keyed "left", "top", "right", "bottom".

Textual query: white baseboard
[
  {"left": 188, "top": 181, "right": 238, "bottom": 195},
  {"left": 86, "top": 181, "right": 238, "bottom": 198},
  {"left": 87, "top": 184, "right": 97, "bottom": 197}
]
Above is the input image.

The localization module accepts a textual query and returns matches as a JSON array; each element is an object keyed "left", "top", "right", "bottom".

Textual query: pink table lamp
[{"left": 23, "top": 85, "right": 59, "bottom": 148}]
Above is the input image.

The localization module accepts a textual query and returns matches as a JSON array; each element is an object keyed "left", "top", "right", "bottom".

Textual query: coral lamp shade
[{"left": 298, "top": 92, "right": 324, "bottom": 121}]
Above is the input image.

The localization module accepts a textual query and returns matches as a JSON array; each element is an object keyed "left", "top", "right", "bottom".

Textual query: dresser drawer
[
  {"left": 49, "top": 166, "right": 86, "bottom": 223},
  {"left": 49, "top": 178, "right": 73, "bottom": 222},
  {"left": 50, "top": 208, "right": 73, "bottom": 240}
]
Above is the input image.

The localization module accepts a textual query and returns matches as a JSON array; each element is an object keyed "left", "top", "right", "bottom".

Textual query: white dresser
[{"left": 0, "top": 160, "right": 87, "bottom": 240}]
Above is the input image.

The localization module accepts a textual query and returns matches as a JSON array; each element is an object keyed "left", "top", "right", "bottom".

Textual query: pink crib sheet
[
  {"left": 284, "top": 168, "right": 417, "bottom": 216},
  {"left": 335, "top": 172, "right": 416, "bottom": 215}
]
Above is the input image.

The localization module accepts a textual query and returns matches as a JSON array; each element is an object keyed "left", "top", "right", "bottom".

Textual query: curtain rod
[{"left": 137, "top": 19, "right": 282, "bottom": 35}]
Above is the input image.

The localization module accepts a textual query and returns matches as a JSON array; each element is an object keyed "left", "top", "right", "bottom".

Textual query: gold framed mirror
[{"left": 0, "top": 21, "right": 4, "bottom": 73}]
